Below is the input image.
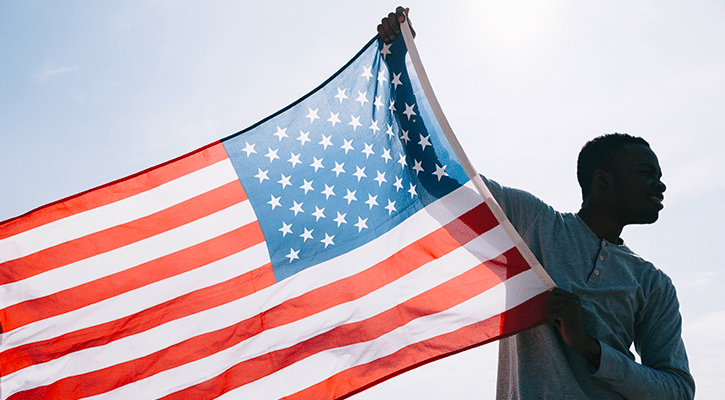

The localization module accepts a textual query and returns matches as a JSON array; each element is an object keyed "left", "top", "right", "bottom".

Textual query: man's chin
[{"left": 632, "top": 211, "right": 661, "bottom": 225}]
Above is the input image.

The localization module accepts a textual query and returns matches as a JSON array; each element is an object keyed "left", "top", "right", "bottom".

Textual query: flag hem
[
  {"left": 399, "top": 20, "right": 556, "bottom": 291},
  {"left": 222, "top": 37, "right": 379, "bottom": 143}
]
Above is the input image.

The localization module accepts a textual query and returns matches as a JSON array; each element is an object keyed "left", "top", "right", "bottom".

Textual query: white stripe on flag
[{"left": 0, "top": 158, "right": 238, "bottom": 264}]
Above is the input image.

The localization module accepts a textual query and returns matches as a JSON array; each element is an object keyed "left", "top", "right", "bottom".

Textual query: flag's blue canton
[{"left": 222, "top": 35, "right": 469, "bottom": 281}]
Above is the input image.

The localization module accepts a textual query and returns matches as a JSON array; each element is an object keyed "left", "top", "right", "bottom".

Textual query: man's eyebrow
[{"left": 636, "top": 163, "right": 663, "bottom": 175}]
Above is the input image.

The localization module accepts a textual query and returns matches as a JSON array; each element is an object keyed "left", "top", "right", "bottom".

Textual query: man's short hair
[{"left": 577, "top": 133, "right": 650, "bottom": 199}]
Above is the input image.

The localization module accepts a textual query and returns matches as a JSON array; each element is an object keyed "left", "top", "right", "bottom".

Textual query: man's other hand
[{"left": 547, "top": 287, "right": 602, "bottom": 369}]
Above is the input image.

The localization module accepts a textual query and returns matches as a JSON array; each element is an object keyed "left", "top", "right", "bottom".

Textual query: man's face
[{"left": 608, "top": 144, "right": 667, "bottom": 225}]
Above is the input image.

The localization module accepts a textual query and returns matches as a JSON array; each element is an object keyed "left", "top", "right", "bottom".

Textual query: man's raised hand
[{"left": 377, "top": 6, "right": 414, "bottom": 42}]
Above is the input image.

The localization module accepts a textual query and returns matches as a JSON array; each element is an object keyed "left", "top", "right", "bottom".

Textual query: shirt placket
[{"left": 588, "top": 239, "right": 608, "bottom": 284}]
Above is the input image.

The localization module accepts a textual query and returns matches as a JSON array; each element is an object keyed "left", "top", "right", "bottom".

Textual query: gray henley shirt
[{"left": 483, "top": 178, "right": 695, "bottom": 399}]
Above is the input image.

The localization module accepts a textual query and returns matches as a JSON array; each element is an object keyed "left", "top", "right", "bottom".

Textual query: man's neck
[{"left": 578, "top": 204, "right": 624, "bottom": 244}]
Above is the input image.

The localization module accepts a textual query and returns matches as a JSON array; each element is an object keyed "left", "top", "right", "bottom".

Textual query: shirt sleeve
[
  {"left": 593, "top": 277, "right": 695, "bottom": 399},
  {"left": 479, "top": 175, "right": 550, "bottom": 235}
]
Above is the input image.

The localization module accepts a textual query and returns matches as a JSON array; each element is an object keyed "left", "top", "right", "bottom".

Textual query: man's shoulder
[{"left": 615, "top": 243, "right": 676, "bottom": 292}]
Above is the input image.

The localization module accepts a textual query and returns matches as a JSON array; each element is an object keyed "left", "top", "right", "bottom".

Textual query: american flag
[{"left": 0, "top": 31, "right": 552, "bottom": 399}]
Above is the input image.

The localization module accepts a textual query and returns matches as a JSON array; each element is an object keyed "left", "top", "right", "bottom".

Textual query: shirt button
[
  {"left": 599, "top": 255, "right": 604, "bottom": 261},
  {"left": 602, "top": 240, "right": 607, "bottom": 246},
  {"left": 594, "top": 270, "right": 600, "bottom": 275}
]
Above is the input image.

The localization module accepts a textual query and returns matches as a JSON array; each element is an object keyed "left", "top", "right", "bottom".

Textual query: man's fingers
[
  {"left": 395, "top": 7, "right": 415, "bottom": 38},
  {"left": 387, "top": 12, "right": 400, "bottom": 34},
  {"left": 396, "top": 6, "right": 407, "bottom": 23},
  {"left": 378, "top": 12, "right": 399, "bottom": 42}
]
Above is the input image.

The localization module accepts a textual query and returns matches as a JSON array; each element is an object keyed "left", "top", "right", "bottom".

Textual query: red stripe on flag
[
  {"left": 0, "top": 180, "right": 247, "bottom": 285},
  {"left": 1, "top": 260, "right": 276, "bottom": 378},
  {"left": 442, "top": 201, "right": 497, "bottom": 244},
  {"left": 484, "top": 246, "right": 532, "bottom": 282},
  {"left": 0, "top": 142, "right": 228, "bottom": 239},
  {"left": 288, "top": 291, "right": 549, "bottom": 400},
  {"left": 6, "top": 207, "right": 498, "bottom": 399}
]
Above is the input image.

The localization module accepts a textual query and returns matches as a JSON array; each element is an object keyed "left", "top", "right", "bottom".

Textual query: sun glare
[{"left": 467, "top": 1, "right": 561, "bottom": 51}]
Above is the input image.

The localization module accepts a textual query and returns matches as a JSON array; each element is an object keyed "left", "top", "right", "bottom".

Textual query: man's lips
[{"left": 649, "top": 193, "right": 665, "bottom": 208}]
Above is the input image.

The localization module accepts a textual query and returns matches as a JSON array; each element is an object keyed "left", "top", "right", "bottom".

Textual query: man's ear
[{"left": 593, "top": 169, "right": 611, "bottom": 191}]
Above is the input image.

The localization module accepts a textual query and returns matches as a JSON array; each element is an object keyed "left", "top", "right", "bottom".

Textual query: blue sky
[{"left": 1, "top": 1, "right": 724, "bottom": 398}]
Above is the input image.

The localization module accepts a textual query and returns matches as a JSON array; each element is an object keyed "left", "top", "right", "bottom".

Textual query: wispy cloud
[{"left": 35, "top": 64, "right": 78, "bottom": 82}]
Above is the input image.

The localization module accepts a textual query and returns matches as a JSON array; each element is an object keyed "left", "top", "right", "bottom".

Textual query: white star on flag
[
  {"left": 385, "top": 199, "right": 397, "bottom": 215},
  {"left": 355, "top": 91, "right": 369, "bottom": 106},
  {"left": 319, "top": 134, "right": 333, "bottom": 150},
  {"left": 268, "top": 194, "right": 281, "bottom": 209},
  {"left": 328, "top": 111, "right": 341, "bottom": 126},
  {"left": 279, "top": 221, "right": 293, "bottom": 237},
  {"left": 312, "top": 206, "right": 326, "bottom": 222},
  {"left": 334, "top": 88, "right": 348, "bottom": 103},
  {"left": 380, "top": 42, "right": 392, "bottom": 59},
  {"left": 265, "top": 148, "right": 280, "bottom": 162},
  {"left": 322, "top": 184, "right": 335, "bottom": 199},
  {"left": 290, "top": 201, "right": 304, "bottom": 216},
  {"left": 361, "top": 65, "right": 373, "bottom": 81},
  {"left": 412, "top": 159, "right": 424, "bottom": 175},
  {"left": 300, "top": 179, "right": 314, "bottom": 194},
  {"left": 353, "top": 166, "right": 366, "bottom": 181},
  {"left": 297, "top": 131, "right": 311, "bottom": 146},
  {"left": 306, "top": 108, "right": 319, "bottom": 123},
  {"left": 341, "top": 138, "right": 354, "bottom": 154},
  {"left": 362, "top": 143, "right": 375, "bottom": 159},
  {"left": 288, "top": 152, "right": 302, "bottom": 168},
  {"left": 433, "top": 164, "right": 449, "bottom": 181},
  {"left": 374, "top": 171, "right": 387, "bottom": 186},
  {"left": 391, "top": 72, "right": 403, "bottom": 89},
  {"left": 321, "top": 233, "right": 335, "bottom": 248},
  {"left": 300, "top": 228, "right": 314, "bottom": 242},
  {"left": 418, "top": 134, "right": 431, "bottom": 151},
  {"left": 310, "top": 157, "right": 324, "bottom": 172},
  {"left": 349, "top": 115, "right": 362, "bottom": 130},
  {"left": 273, "top": 126, "right": 288, "bottom": 141},
  {"left": 403, "top": 103, "right": 416, "bottom": 120},
  {"left": 377, "top": 70, "right": 388, "bottom": 86},
  {"left": 333, "top": 212, "right": 347, "bottom": 227},
  {"left": 285, "top": 248, "right": 300, "bottom": 262},
  {"left": 344, "top": 189, "right": 357, "bottom": 204},
  {"left": 332, "top": 161, "right": 345, "bottom": 176},
  {"left": 278, "top": 174, "right": 292, "bottom": 189},
  {"left": 255, "top": 168, "right": 269, "bottom": 183},
  {"left": 354, "top": 216, "right": 368, "bottom": 232},
  {"left": 242, "top": 141, "right": 256, "bottom": 156},
  {"left": 365, "top": 194, "right": 379, "bottom": 209}
]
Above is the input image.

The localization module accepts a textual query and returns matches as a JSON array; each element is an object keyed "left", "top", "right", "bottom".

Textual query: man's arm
[
  {"left": 551, "top": 286, "right": 694, "bottom": 399},
  {"left": 594, "top": 280, "right": 695, "bottom": 399}
]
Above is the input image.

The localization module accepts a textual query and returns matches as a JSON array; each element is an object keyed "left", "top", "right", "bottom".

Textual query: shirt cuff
[{"left": 592, "top": 340, "right": 630, "bottom": 382}]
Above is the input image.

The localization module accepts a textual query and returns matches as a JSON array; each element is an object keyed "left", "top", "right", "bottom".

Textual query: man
[{"left": 378, "top": 7, "right": 695, "bottom": 399}]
